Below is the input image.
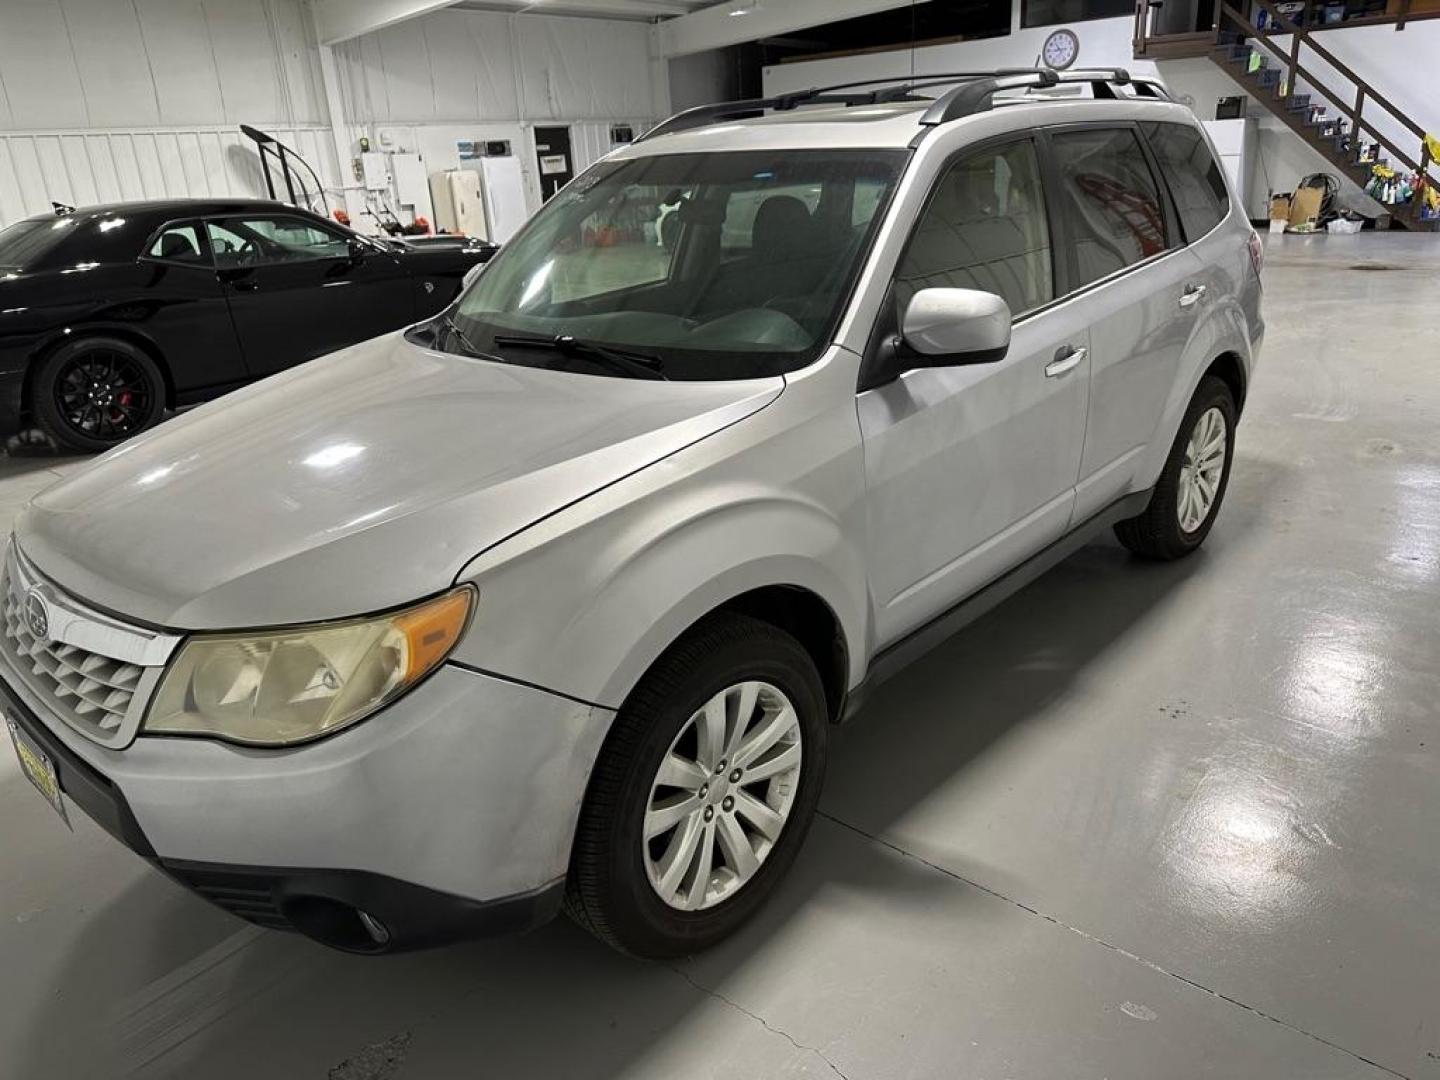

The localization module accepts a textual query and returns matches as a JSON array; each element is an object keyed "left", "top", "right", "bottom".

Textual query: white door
[{"left": 859, "top": 137, "right": 1091, "bottom": 646}]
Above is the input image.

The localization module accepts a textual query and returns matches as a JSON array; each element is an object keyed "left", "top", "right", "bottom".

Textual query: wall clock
[{"left": 1041, "top": 28, "right": 1080, "bottom": 71}]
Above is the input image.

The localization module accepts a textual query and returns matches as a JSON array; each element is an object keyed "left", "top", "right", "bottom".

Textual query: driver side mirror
[
  {"left": 899, "top": 287, "right": 1011, "bottom": 366},
  {"left": 347, "top": 237, "right": 369, "bottom": 263}
]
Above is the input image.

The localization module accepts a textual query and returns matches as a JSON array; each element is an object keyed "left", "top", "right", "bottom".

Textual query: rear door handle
[
  {"left": 1045, "top": 345, "right": 1087, "bottom": 378},
  {"left": 1179, "top": 283, "right": 1207, "bottom": 308}
]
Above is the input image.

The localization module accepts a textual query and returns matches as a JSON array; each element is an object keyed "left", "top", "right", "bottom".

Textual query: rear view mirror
[{"left": 900, "top": 287, "right": 1011, "bottom": 365}]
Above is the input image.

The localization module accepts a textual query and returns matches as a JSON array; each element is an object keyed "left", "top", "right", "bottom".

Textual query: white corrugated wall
[
  {"left": 0, "top": 0, "right": 342, "bottom": 227},
  {"left": 0, "top": 1, "right": 662, "bottom": 229}
]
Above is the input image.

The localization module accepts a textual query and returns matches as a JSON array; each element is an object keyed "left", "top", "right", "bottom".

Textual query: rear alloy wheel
[
  {"left": 565, "top": 613, "right": 827, "bottom": 957},
  {"left": 1114, "top": 374, "right": 1237, "bottom": 560},
  {"left": 33, "top": 337, "right": 166, "bottom": 453}
]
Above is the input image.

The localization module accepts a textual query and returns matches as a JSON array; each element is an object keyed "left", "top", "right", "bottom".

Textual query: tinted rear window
[
  {"left": 1051, "top": 127, "right": 1171, "bottom": 288},
  {"left": 0, "top": 218, "right": 75, "bottom": 270},
  {"left": 1143, "top": 122, "right": 1229, "bottom": 241}
]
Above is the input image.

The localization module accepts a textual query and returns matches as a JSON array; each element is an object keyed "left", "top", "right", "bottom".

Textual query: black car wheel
[
  {"left": 33, "top": 337, "right": 166, "bottom": 453},
  {"left": 565, "top": 612, "right": 828, "bottom": 958}
]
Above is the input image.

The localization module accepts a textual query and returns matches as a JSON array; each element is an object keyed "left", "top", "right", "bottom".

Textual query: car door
[
  {"left": 135, "top": 220, "right": 250, "bottom": 394},
  {"left": 206, "top": 214, "right": 413, "bottom": 376},
  {"left": 1045, "top": 124, "right": 1210, "bottom": 521},
  {"left": 857, "top": 136, "right": 1092, "bottom": 647}
]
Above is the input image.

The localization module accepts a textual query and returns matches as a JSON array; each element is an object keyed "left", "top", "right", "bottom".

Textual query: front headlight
[{"left": 144, "top": 587, "right": 474, "bottom": 747}]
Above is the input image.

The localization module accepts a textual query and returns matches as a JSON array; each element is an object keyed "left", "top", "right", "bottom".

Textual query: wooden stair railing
[{"left": 1134, "top": 0, "right": 1438, "bottom": 227}]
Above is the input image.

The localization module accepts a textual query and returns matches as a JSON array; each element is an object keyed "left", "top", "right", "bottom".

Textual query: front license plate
[{"left": 8, "top": 716, "right": 70, "bottom": 827}]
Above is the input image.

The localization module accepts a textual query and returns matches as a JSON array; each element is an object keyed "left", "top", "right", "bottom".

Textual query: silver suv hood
[{"left": 17, "top": 333, "right": 782, "bottom": 629}]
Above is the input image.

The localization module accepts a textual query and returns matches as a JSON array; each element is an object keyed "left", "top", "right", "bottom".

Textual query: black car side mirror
[{"left": 347, "top": 237, "right": 369, "bottom": 263}]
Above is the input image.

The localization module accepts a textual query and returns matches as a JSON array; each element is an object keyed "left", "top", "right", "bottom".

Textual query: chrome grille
[
  {"left": 1, "top": 592, "right": 142, "bottom": 736},
  {"left": 0, "top": 544, "right": 180, "bottom": 748}
]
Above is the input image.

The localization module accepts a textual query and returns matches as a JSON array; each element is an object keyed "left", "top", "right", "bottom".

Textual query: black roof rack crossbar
[
  {"left": 637, "top": 67, "right": 1171, "bottom": 143},
  {"left": 921, "top": 68, "right": 1169, "bottom": 125}
]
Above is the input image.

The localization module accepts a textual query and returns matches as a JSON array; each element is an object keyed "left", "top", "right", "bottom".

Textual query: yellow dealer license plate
[{"left": 8, "top": 716, "right": 70, "bottom": 827}]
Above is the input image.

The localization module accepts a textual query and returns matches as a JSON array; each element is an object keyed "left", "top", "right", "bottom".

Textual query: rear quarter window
[
  {"left": 1142, "top": 122, "right": 1230, "bottom": 241},
  {"left": 0, "top": 218, "right": 75, "bottom": 270}
]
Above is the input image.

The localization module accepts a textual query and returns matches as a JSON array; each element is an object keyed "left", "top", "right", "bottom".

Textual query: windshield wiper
[
  {"left": 492, "top": 333, "right": 668, "bottom": 381},
  {"left": 436, "top": 311, "right": 490, "bottom": 359}
]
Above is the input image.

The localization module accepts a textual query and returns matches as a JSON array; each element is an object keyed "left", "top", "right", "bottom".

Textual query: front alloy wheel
[
  {"left": 566, "top": 612, "right": 827, "bottom": 957},
  {"left": 643, "top": 681, "right": 803, "bottom": 911}
]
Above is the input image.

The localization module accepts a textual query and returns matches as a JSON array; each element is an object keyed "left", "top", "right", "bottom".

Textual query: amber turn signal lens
[{"left": 395, "top": 588, "right": 474, "bottom": 682}]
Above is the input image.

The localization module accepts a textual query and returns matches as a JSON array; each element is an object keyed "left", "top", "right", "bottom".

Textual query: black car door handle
[{"left": 227, "top": 278, "right": 258, "bottom": 292}]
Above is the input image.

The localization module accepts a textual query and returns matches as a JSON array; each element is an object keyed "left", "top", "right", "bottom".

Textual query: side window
[
  {"left": 1051, "top": 127, "right": 1170, "bottom": 288},
  {"left": 1141, "top": 122, "right": 1229, "bottom": 241},
  {"left": 205, "top": 216, "right": 351, "bottom": 269},
  {"left": 146, "top": 223, "right": 208, "bottom": 266},
  {"left": 895, "top": 139, "right": 1053, "bottom": 317},
  {"left": 852, "top": 177, "right": 887, "bottom": 229}
]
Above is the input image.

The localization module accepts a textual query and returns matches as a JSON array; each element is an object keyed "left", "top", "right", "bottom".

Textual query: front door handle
[
  {"left": 1045, "top": 345, "right": 1087, "bottom": 378},
  {"left": 1179, "top": 283, "right": 1207, "bottom": 308}
]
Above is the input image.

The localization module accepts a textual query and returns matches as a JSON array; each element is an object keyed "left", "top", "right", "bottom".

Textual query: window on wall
[
  {"left": 895, "top": 139, "right": 1054, "bottom": 318},
  {"left": 1141, "top": 122, "right": 1230, "bottom": 241},
  {"left": 1022, "top": 0, "right": 1133, "bottom": 29},
  {"left": 1051, "top": 127, "right": 1170, "bottom": 288}
]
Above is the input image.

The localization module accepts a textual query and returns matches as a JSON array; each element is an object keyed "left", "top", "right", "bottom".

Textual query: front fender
[
  {"left": 451, "top": 352, "right": 870, "bottom": 710},
  {"left": 454, "top": 479, "right": 868, "bottom": 711}
]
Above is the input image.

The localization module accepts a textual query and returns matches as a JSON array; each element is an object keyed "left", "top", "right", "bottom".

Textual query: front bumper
[{"left": 2, "top": 661, "right": 611, "bottom": 951}]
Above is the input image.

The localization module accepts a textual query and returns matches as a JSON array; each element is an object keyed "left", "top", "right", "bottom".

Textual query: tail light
[{"left": 1247, "top": 230, "right": 1264, "bottom": 277}]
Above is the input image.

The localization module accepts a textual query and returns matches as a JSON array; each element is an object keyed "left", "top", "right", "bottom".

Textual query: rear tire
[
  {"left": 565, "top": 612, "right": 828, "bottom": 958},
  {"left": 1114, "top": 375, "right": 1236, "bottom": 560},
  {"left": 32, "top": 336, "right": 166, "bottom": 453}
]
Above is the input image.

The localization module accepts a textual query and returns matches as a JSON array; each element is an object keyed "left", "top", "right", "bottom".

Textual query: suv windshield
[
  {"left": 0, "top": 218, "right": 75, "bottom": 271},
  {"left": 450, "top": 149, "right": 906, "bottom": 380}
]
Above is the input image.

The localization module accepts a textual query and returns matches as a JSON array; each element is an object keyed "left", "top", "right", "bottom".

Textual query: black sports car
[{"left": 0, "top": 199, "right": 496, "bottom": 451}]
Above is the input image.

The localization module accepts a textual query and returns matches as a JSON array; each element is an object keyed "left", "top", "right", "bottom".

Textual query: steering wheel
[{"left": 232, "top": 238, "right": 261, "bottom": 266}]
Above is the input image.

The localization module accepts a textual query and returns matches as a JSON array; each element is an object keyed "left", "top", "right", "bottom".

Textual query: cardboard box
[
  {"left": 1270, "top": 194, "right": 1293, "bottom": 221},
  {"left": 1289, "top": 185, "right": 1324, "bottom": 227}
]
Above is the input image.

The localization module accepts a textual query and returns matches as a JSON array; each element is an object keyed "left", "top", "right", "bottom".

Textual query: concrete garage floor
[{"left": 2, "top": 232, "right": 1438, "bottom": 1080}]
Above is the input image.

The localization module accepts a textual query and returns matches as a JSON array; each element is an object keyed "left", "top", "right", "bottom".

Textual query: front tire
[
  {"left": 1114, "top": 375, "right": 1237, "bottom": 560},
  {"left": 32, "top": 336, "right": 166, "bottom": 453},
  {"left": 565, "top": 612, "right": 828, "bottom": 958}
]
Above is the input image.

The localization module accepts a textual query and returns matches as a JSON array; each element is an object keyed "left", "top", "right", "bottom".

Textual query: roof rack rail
[
  {"left": 920, "top": 68, "right": 1168, "bottom": 126},
  {"left": 635, "top": 67, "right": 1170, "bottom": 144}
]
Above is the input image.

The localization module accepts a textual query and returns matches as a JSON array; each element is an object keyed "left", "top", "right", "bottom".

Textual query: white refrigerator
[
  {"left": 428, "top": 169, "right": 489, "bottom": 240},
  {"left": 465, "top": 155, "right": 529, "bottom": 245}
]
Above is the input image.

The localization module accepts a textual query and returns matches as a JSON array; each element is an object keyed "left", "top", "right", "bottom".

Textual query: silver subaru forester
[{"left": 2, "top": 69, "right": 1263, "bottom": 957}]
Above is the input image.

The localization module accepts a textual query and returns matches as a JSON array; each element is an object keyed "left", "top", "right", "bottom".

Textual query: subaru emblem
[{"left": 24, "top": 589, "right": 48, "bottom": 641}]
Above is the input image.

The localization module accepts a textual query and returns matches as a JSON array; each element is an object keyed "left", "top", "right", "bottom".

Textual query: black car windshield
[
  {"left": 451, "top": 149, "right": 906, "bottom": 380},
  {"left": 0, "top": 218, "right": 76, "bottom": 271}
]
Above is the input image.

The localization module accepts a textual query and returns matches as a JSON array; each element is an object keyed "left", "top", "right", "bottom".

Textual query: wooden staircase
[{"left": 1138, "top": 0, "right": 1439, "bottom": 229}]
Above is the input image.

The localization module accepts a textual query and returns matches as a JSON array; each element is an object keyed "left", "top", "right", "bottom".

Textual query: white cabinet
[{"left": 1203, "top": 118, "right": 1260, "bottom": 219}]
